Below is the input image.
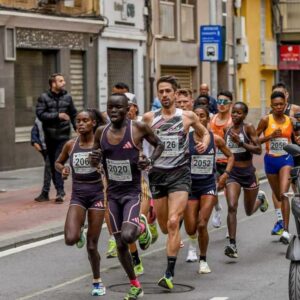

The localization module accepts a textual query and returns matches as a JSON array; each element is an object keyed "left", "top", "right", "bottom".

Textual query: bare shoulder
[
  {"left": 244, "top": 122, "right": 255, "bottom": 130},
  {"left": 132, "top": 120, "right": 148, "bottom": 131}
]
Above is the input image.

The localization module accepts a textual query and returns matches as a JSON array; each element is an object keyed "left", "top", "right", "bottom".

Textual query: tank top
[
  {"left": 265, "top": 114, "right": 293, "bottom": 157},
  {"left": 189, "top": 131, "right": 216, "bottom": 182},
  {"left": 210, "top": 114, "right": 232, "bottom": 163},
  {"left": 224, "top": 124, "right": 253, "bottom": 162},
  {"left": 151, "top": 108, "right": 189, "bottom": 169},
  {"left": 100, "top": 120, "right": 141, "bottom": 191},
  {"left": 69, "top": 137, "right": 101, "bottom": 183}
]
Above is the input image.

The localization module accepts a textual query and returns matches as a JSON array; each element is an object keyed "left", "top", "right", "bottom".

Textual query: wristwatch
[{"left": 238, "top": 141, "right": 244, "bottom": 147}]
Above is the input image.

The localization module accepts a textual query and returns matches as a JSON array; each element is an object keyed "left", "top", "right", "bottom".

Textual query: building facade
[
  {"left": 98, "top": 0, "right": 147, "bottom": 113},
  {"left": 0, "top": 0, "right": 103, "bottom": 171}
]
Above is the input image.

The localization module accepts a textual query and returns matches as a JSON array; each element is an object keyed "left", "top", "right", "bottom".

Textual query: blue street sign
[{"left": 200, "top": 25, "right": 225, "bottom": 62}]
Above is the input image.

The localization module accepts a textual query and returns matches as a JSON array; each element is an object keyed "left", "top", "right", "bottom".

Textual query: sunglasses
[{"left": 217, "top": 99, "right": 232, "bottom": 105}]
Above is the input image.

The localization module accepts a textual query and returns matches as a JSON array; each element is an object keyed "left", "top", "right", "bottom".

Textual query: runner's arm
[
  {"left": 256, "top": 116, "right": 272, "bottom": 144},
  {"left": 214, "top": 135, "right": 234, "bottom": 173},
  {"left": 242, "top": 124, "right": 262, "bottom": 155},
  {"left": 55, "top": 140, "right": 73, "bottom": 178},
  {"left": 90, "top": 126, "right": 105, "bottom": 168}
]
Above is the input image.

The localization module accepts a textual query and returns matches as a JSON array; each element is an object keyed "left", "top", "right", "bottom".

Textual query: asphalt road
[{"left": 0, "top": 180, "right": 292, "bottom": 300}]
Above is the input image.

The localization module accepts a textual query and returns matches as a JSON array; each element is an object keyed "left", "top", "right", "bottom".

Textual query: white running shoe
[
  {"left": 280, "top": 230, "right": 291, "bottom": 245},
  {"left": 186, "top": 243, "right": 197, "bottom": 262},
  {"left": 198, "top": 260, "right": 211, "bottom": 274},
  {"left": 212, "top": 205, "right": 222, "bottom": 228}
]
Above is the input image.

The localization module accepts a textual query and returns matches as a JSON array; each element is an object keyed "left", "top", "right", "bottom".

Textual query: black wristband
[{"left": 238, "top": 141, "right": 244, "bottom": 147}]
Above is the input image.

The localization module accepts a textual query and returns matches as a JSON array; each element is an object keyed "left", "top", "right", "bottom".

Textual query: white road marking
[{"left": 210, "top": 298, "right": 229, "bottom": 300}]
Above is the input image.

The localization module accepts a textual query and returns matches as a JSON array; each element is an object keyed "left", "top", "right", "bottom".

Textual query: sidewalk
[{"left": 0, "top": 154, "right": 267, "bottom": 252}]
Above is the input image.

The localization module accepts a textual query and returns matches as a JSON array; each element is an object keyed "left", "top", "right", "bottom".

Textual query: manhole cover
[{"left": 108, "top": 282, "right": 194, "bottom": 294}]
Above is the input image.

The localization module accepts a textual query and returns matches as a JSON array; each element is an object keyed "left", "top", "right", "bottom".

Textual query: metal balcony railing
[{"left": 279, "top": 1, "right": 300, "bottom": 31}]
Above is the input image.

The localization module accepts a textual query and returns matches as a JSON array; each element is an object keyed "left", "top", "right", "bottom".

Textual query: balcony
[
  {"left": 261, "top": 40, "right": 277, "bottom": 70},
  {"left": 279, "top": 1, "right": 300, "bottom": 32},
  {"left": 0, "top": 0, "right": 100, "bottom": 17}
]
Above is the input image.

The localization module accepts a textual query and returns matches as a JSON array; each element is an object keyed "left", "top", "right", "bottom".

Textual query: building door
[
  {"left": 160, "top": 66, "right": 192, "bottom": 89},
  {"left": 70, "top": 51, "right": 85, "bottom": 111},
  {"left": 107, "top": 49, "right": 134, "bottom": 93},
  {"left": 280, "top": 70, "right": 300, "bottom": 106}
]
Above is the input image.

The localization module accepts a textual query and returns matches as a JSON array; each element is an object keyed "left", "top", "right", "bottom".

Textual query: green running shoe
[
  {"left": 91, "top": 282, "right": 106, "bottom": 296},
  {"left": 138, "top": 214, "right": 152, "bottom": 250},
  {"left": 106, "top": 239, "right": 117, "bottom": 258},
  {"left": 124, "top": 285, "right": 144, "bottom": 300},
  {"left": 258, "top": 191, "right": 269, "bottom": 213},
  {"left": 149, "top": 223, "right": 158, "bottom": 244},
  {"left": 76, "top": 227, "right": 86, "bottom": 249},
  {"left": 134, "top": 261, "right": 144, "bottom": 276},
  {"left": 158, "top": 275, "right": 174, "bottom": 290}
]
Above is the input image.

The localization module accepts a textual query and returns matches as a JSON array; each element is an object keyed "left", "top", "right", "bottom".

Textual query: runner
[
  {"left": 257, "top": 91, "right": 296, "bottom": 244},
  {"left": 55, "top": 109, "right": 107, "bottom": 296},
  {"left": 209, "top": 91, "right": 233, "bottom": 228},
  {"left": 224, "top": 102, "right": 268, "bottom": 258},
  {"left": 184, "top": 105, "right": 234, "bottom": 273},
  {"left": 90, "top": 93, "right": 164, "bottom": 300},
  {"left": 142, "top": 75, "right": 210, "bottom": 289}
]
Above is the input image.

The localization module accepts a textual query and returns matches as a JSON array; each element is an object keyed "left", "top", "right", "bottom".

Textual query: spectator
[
  {"left": 36, "top": 73, "right": 77, "bottom": 203},
  {"left": 176, "top": 88, "right": 194, "bottom": 111},
  {"left": 196, "top": 83, "right": 218, "bottom": 114},
  {"left": 151, "top": 97, "right": 162, "bottom": 111},
  {"left": 31, "top": 118, "right": 55, "bottom": 202},
  {"left": 112, "top": 82, "right": 129, "bottom": 94}
]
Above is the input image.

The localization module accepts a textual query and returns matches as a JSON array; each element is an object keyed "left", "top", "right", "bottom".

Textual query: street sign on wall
[
  {"left": 279, "top": 45, "right": 300, "bottom": 70},
  {"left": 200, "top": 25, "right": 225, "bottom": 62}
]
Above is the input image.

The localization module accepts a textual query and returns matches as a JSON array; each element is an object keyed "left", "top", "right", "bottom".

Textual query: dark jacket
[
  {"left": 31, "top": 119, "right": 46, "bottom": 150},
  {"left": 195, "top": 95, "right": 218, "bottom": 114},
  {"left": 36, "top": 90, "right": 77, "bottom": 141}
]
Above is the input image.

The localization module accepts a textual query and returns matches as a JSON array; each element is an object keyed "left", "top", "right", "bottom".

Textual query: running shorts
[
  {"left": 226, "top": 165, "right": 259, "bottom": 190},
  {"left": 264, "top": 154, "right": 294, "bottom": 174},
  {"left": 189, "top": 178, "right": 217, "bottom": 200}
]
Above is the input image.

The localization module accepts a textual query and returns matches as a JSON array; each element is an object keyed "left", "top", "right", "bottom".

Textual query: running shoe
[
  {"left": 149, "top": 223, "right": 159, "bottom": 244},
  {"left": 34, "top": 191, "right": 49, "bottom": 202},
  {"left": 212, "top": 205, "right": 222, "bottom": 228},
  {"left": 76, "top": 227, "right": 86, "bottom": 249},
  {"left": 124, "top": 285, "right": 144, "bottom": 300},
  {"left": 224, "top": 243, "right": 238, "bottom": 258},
  {"left": 138, "top": 214, "right": 152, "bottom": 250},
  {"left": 280, "top": 230, "right": 291, "bottom": 245},
  {"left": 198, "top": 260, "right": 211, "bottom": 274},
  {"left": 186, "top": 241, "right": 197, "bottom": 262},
  {"left": 134, "top": 261, "right": 144, "bottom": 276},
  {"left": 91, "top": 282, "right": 106, "bottom": 296},
  {"left": 271, "top": 220, "right": 284, "bottom": 236},
  {"left": 257, "top": 191, "right": 269, "bottom": 212},
  {"left": 106, "top": 239, "right": 117, "bottom": 258},
  {"left": 158, "top": 275, "right": 174, "bottom": 290}
]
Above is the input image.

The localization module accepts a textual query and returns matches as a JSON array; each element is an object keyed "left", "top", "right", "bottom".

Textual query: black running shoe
[
  {"left": 34, "top": 192, "right": 49, "bottom": 202},
  {"left": 224, "top": 243, "right": 238, "bottom": 258}
]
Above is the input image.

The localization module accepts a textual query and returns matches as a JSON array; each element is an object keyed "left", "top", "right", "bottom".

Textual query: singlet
[
  {"left": 224, "top": 124, "right": 253, "bottom": 162},
  {"left": 100, "top": 120, "right": 141, "bottom": 191},
  {"left": 210, "top": 114, "right": 232, "bottom": 163},
  {"left": 69, "top": 137, "right": 101, "bottom": 183},
  {"left": 265, "top": 114, "right": 293, "bottom": 157},
  {"left": 189, "top": 131, "right": 216, "bottom": 182},
  {"left": 151, "top": 108, "right": 189, "bottom": 169}
]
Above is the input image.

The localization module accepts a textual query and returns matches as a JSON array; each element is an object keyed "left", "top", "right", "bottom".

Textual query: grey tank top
[{"left": 151, "top": 108, "right": 189, "bottom": 169}]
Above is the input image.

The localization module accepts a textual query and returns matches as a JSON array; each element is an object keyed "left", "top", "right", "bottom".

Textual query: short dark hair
[
  {"left": 113, "top": 82, "right": 129, "bottom": 92},
  {"left": 193, "top": 105, "right": 210, "bottom": 118},
  {"left": 272, "top": 82, "right": 287, "bottom": 91},
  {"left": 217, "top": 90, "right": 233, "bottom": 101},
  {"left": 82, "top": 108, "right": 107, "bottom": 132},
  {"left": 156, "top": 75, "right": 180, "bottom": 91},
  {"left": 234, "top": 101, "right": 248, "bottom": 115},
  {"left": 195, "top": 95, "right": 210, "bottom": 106},
  {"left": 48, "top": 73, "right": 64, "bottom": 87},
  {"left": 271, "top": 91, "right": 285, "bottom": 100},
  {"left": 177, "top": 88, "right": 192, "bottom": 98}
]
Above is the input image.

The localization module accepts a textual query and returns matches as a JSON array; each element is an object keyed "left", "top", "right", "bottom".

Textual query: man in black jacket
[{"left": 36, "top": 73, "right": 77, "bottom": 203}]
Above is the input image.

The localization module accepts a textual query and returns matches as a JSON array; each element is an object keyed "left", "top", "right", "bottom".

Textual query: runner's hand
[
  {"left": 62, "top": 166, "right": 70, "bottom": 180},
  {"left": 89, "top": 149, "right": 102, "bottom": 167},
  {"left": 217, "top": 173, "right": 228, "bottom": 191},
  {"left": 138, "top": 154, "right": 152, "bottom": 170},
  {"left": 195, "top": 142, "right": 207, "bottom": 154},
  {"left": 271, "top": 128, "right": 282, "bottom": 138},
  {"left": 294, "top": 135, "right": 300, "bottom": 145},
  {"left": 229, "top": 132, "right": 241, "bottom": 144}
]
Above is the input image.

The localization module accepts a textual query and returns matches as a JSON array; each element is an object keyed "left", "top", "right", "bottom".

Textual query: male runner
[
  {"left": 142, "top": 75, "right": 210, "bottom": 289},
  {"left": 90, "top": 93, "right": 164, "bottom": 300}
]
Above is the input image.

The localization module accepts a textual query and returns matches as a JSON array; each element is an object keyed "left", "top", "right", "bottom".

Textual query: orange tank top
[
  {"left": 265, "top": 114, "right": 293, "bottom": 157},
  {"left": 210, "top": 114, "right": 232, "bottom": 162}
]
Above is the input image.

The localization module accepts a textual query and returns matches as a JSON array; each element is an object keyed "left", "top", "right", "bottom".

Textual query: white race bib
[
  {"left": 73, "top": 152, "right": 95, "bottom": 174},
  {"left": 226, "top": 134, "right": 246, "bottom": 153},
  {"left": 107, "top": 159, "right": 132, "bottom": 181},
  {"left": 160, "top": 136, "right": 179, "bottom": 157},
  {"left": 269, "top": 138, "right": 288, "bottom": 156},
  {"left": 191, "top": 155, "right": 214, "bottom": 175}
]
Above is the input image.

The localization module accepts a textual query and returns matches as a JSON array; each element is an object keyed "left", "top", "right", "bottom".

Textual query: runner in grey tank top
[{"left": 142, "top": 75, "right": 210, "bottom": 290}]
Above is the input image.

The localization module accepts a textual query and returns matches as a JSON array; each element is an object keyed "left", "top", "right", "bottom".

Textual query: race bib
[
  {"left": 226, "top": 134, "right": 246, "bottom": 153},
  {"left": 160, "top": 136, "right": 179, "bottom": 157},
  {"left": 106, "top": 159, "right": 132, "bottom": 181},
  {"left": 191, "top": 155, "right": 214, "bottom": 175},
  {"left": 269, "top": 138, "right": 288, "bottom": 156},
  {"left": 73, "top": 152, "right": 95, "bottom": 174}
]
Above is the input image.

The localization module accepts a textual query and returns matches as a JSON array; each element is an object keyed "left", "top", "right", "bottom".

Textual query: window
[
  {"left": 14, "top": 49, "right": 57, "bottom": 131},
  {"left": 181, "top": 0, "right": 196, "bottom": 42},
  {"left": 5, "top": 27, "right": 16, "bottom": 61},
  {"left": 159, "top": 0, "right": 176, "bottom": 39},
  {"left": 222, "top": 0, "right": 227, "bottom": 27}
]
